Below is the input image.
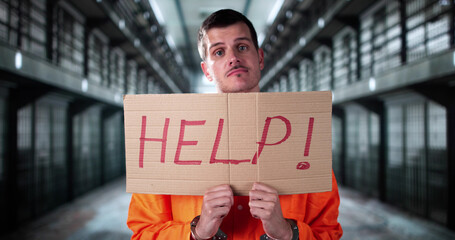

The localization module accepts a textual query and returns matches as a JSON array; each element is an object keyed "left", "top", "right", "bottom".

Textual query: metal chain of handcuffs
[{"left": 190, "top": 215, "right": 299, "bottom": 240}]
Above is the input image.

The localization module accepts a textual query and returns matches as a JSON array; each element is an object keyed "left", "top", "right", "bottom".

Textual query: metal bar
[
  {"left": 399, "top": 0, "right": 407, "bottom": 64},
  {"left": 100, "top": 109, "right": 105, "bottom": 185},
  {"left": 174, "top": 0, "right": 197, "bottom": 70},
  {"left": 30, "top": 99, "right": 36, "bottom": 218},
  {"left": 5, "top": 88, "right": 18, "bottom": 232},
  {"left": 333, "top": 106, "right": 346, "bottom": 185},
  {"left": 46, "top": 0, "right": 57, "bottom": 61},
  {"left": 448, "top": 92, "right": 455, "bottom": 230},
  {"left": 243, "top": 0, "right": 252, "bottom": 16},
  {"left": 66, "top": 102, "right": 75, "bottom": 201},
  {"left": 379, "top": 102, "right": 386, "bottom": 202},
  {"left": 450, "top": 0, "right": 455, "bottom": 47},
  {"left": 17, "top": 0, "right": 22, "bottom": 48},
  {"left": 424, "top": 101, "right": 429, "bottom": 219},
  {"left": 83, "top": 22, "right": 90, "bottom": 78}
]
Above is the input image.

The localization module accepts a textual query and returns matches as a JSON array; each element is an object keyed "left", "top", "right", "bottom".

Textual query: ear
[
  {"left": 258, "top": 48, "right": 265, "bottom": 70},
  {"left": 201, "top": 61, "right": 213, "bottom": 82}
]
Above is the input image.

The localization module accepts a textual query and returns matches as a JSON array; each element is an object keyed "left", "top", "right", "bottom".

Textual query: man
[{"left": 127, "top": 9, "right": 342, "bottom": 239}]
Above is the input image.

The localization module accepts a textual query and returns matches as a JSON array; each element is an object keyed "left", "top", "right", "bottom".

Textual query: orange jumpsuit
[{"left": 127, "top": 172, "right": 342, "bottom": 239}]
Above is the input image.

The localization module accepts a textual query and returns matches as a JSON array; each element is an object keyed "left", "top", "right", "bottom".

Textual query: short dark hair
[{"left": 197, "top": 9, "right": 259, "bottom": 61}]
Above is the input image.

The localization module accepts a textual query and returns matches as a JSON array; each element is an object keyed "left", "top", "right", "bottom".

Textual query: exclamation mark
[
  {"left": 304, "top": 117, "right": 314, "bottom": 156},
  {"left": 297, "top": 117, "right": 314, "bottom": 170}
]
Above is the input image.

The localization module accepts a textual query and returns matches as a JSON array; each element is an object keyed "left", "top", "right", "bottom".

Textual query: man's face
[{"left": 201, "top": 22, "right": 264, "bottom": 93}]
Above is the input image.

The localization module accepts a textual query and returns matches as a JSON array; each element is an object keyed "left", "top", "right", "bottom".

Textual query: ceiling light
[
  {"left": 299, "top": 37, "right": 306, "bottom": 46},
  {"left": 286, "top": 10, "right": 293, "bottom": 19},
  {"left": 270, "top": 35, "right": 277, "bottom": 42},
  {"left": 150, "top": 25, "right": 158, "bottom": 33},
  {"left": 15, "top": 50, "right": 22, "bottom": 69},
  {"left": 267, "top": 0, "right": 284, "bottom": 25},
  {"left": 119, "top": 19, "right": 125, "bottom": 29},
  {"left": 286, "top": 51, "right": 293, "bottom": 59},
  {"left": 258, "top": 33, "right": 265, "bottom": 46},
  {"left": 149, "top": 0, "right": 164, "bottom": 25},
  {"left": 175, "top": 54, "right": 183, "bottom": 65},
  {"left": 166, "top": 34, "right": 177, "bottom": 50},
  {"left": 134, "top": 38, "right": 141, "bottom": 47},
  {"left": 143, "top": 12, "right": 150, "bottom": 19},
  {"left": 318, "top": 18, "right": 325, "bottom": 28},
  {"left": 157, "top": 36, "right": 163, "bottom": 43},
  {"left": 81, "top": 78, "right": 88, "bottom": 92},
  {"left": 369, "top": 77, "right": 376, "bottom": 91},
  {"left": 277, "top": 24, "right": 284, "bottom": 32},
  {"left": 115, "top": 92, "right": 122, "bottom": 103}
]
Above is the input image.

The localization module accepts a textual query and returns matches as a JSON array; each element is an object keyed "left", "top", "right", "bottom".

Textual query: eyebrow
[
  {"left": 208, "top": 42, "right": 224, "bottom": 51},
  {"left": 208, "top": 37, "right": 252, "bottom": 51},
  {"left": 234, "top": 37, "right": 252, "bottom": 43}
]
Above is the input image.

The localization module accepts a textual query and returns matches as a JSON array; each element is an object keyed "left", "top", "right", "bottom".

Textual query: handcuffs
[{"left": 190, "top": 215, "right": 299, "bottom": 240}]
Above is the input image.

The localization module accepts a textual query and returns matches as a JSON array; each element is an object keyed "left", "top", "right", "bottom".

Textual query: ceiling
[
  {"left": 149, "top": 0, "right": 286, "bottom": 90},
  {"left": 66, "top": 0, "right": 381, "bottom": 93}
]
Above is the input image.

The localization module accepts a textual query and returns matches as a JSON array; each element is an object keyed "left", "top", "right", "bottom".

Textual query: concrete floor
[{"left": 2, "top": 177, "right": 455, "bottom": 240}]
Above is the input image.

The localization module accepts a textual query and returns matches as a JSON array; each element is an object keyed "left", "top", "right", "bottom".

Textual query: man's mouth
[{"left": 226, "top": 67, "right": 248, "bottom": 77}]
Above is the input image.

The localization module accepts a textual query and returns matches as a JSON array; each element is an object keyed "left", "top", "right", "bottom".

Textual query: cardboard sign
[{"left": 124, "top": 91, "right": 332, "bottom": 196}]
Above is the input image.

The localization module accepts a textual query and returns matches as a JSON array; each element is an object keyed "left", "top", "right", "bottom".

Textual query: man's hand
[
  {"left": 196, "top": 184, "right": 233, "bottom": 239},
  {"left": 249, "top": 182, "right": 292, "bottom": 240}
]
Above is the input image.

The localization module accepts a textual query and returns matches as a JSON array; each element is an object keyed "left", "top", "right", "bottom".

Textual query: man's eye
[
  {"left": 215, "top": 50, "right": 223, "bottom": 56},
  {"left": 239, "top": 45, "right": 247, "bottom": 51}
]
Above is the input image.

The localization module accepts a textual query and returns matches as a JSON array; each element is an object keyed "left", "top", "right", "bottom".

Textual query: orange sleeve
[
  {"left": 127, "top": 193, "right": 191, "bottom": 240},
  {"left": 298, "top": 172, "right": 343, "bottom": 239}
]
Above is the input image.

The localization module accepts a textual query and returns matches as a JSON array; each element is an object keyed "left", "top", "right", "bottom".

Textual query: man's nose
[{"left": 227, "top": 50, "right": 240, "bottom": 65}]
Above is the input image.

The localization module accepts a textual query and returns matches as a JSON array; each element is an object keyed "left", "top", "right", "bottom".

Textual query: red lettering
[
  {"left": 139, "top": 116, "right": 170, "bottom": 168},
  {"left": 210, "top": 118, "right": 250, "bottom": 164},
  {"left": 304, "top": 117, "right": 314, "bottom": 156},
  {"left": 252, "top": 116, "right": 291, "bottom": 164},
  {"left": 296, "top": 161, "right": 310, "bottom": 170},
  {"left": 139, "top": 116, "right": 312, "bottom": 168},
  {"left": 174, "top": 120, "right": 206, "bottom": 165},
  {"left": 296, "top": 117, "right": 314, "bottom": 170}
]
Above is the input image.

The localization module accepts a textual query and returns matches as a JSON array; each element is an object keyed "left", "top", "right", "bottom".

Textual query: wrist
[
  {"left": 260, "top": 219, "right": 299, "bottom": 240},
  {"left": 285, "top": 221, "right": 293, "bottom": 240},
  {"left": 286, "top": 219, "right": 299, "bottom": 240},
  {"left": 190, "top": 216, "right": 211, "bottom": 240},
  {"left": 191, "top": 231, "right": 210, "bottom": 240},
  {"left": 190, "top": 215, "right": 227, "bottom": 240}
]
